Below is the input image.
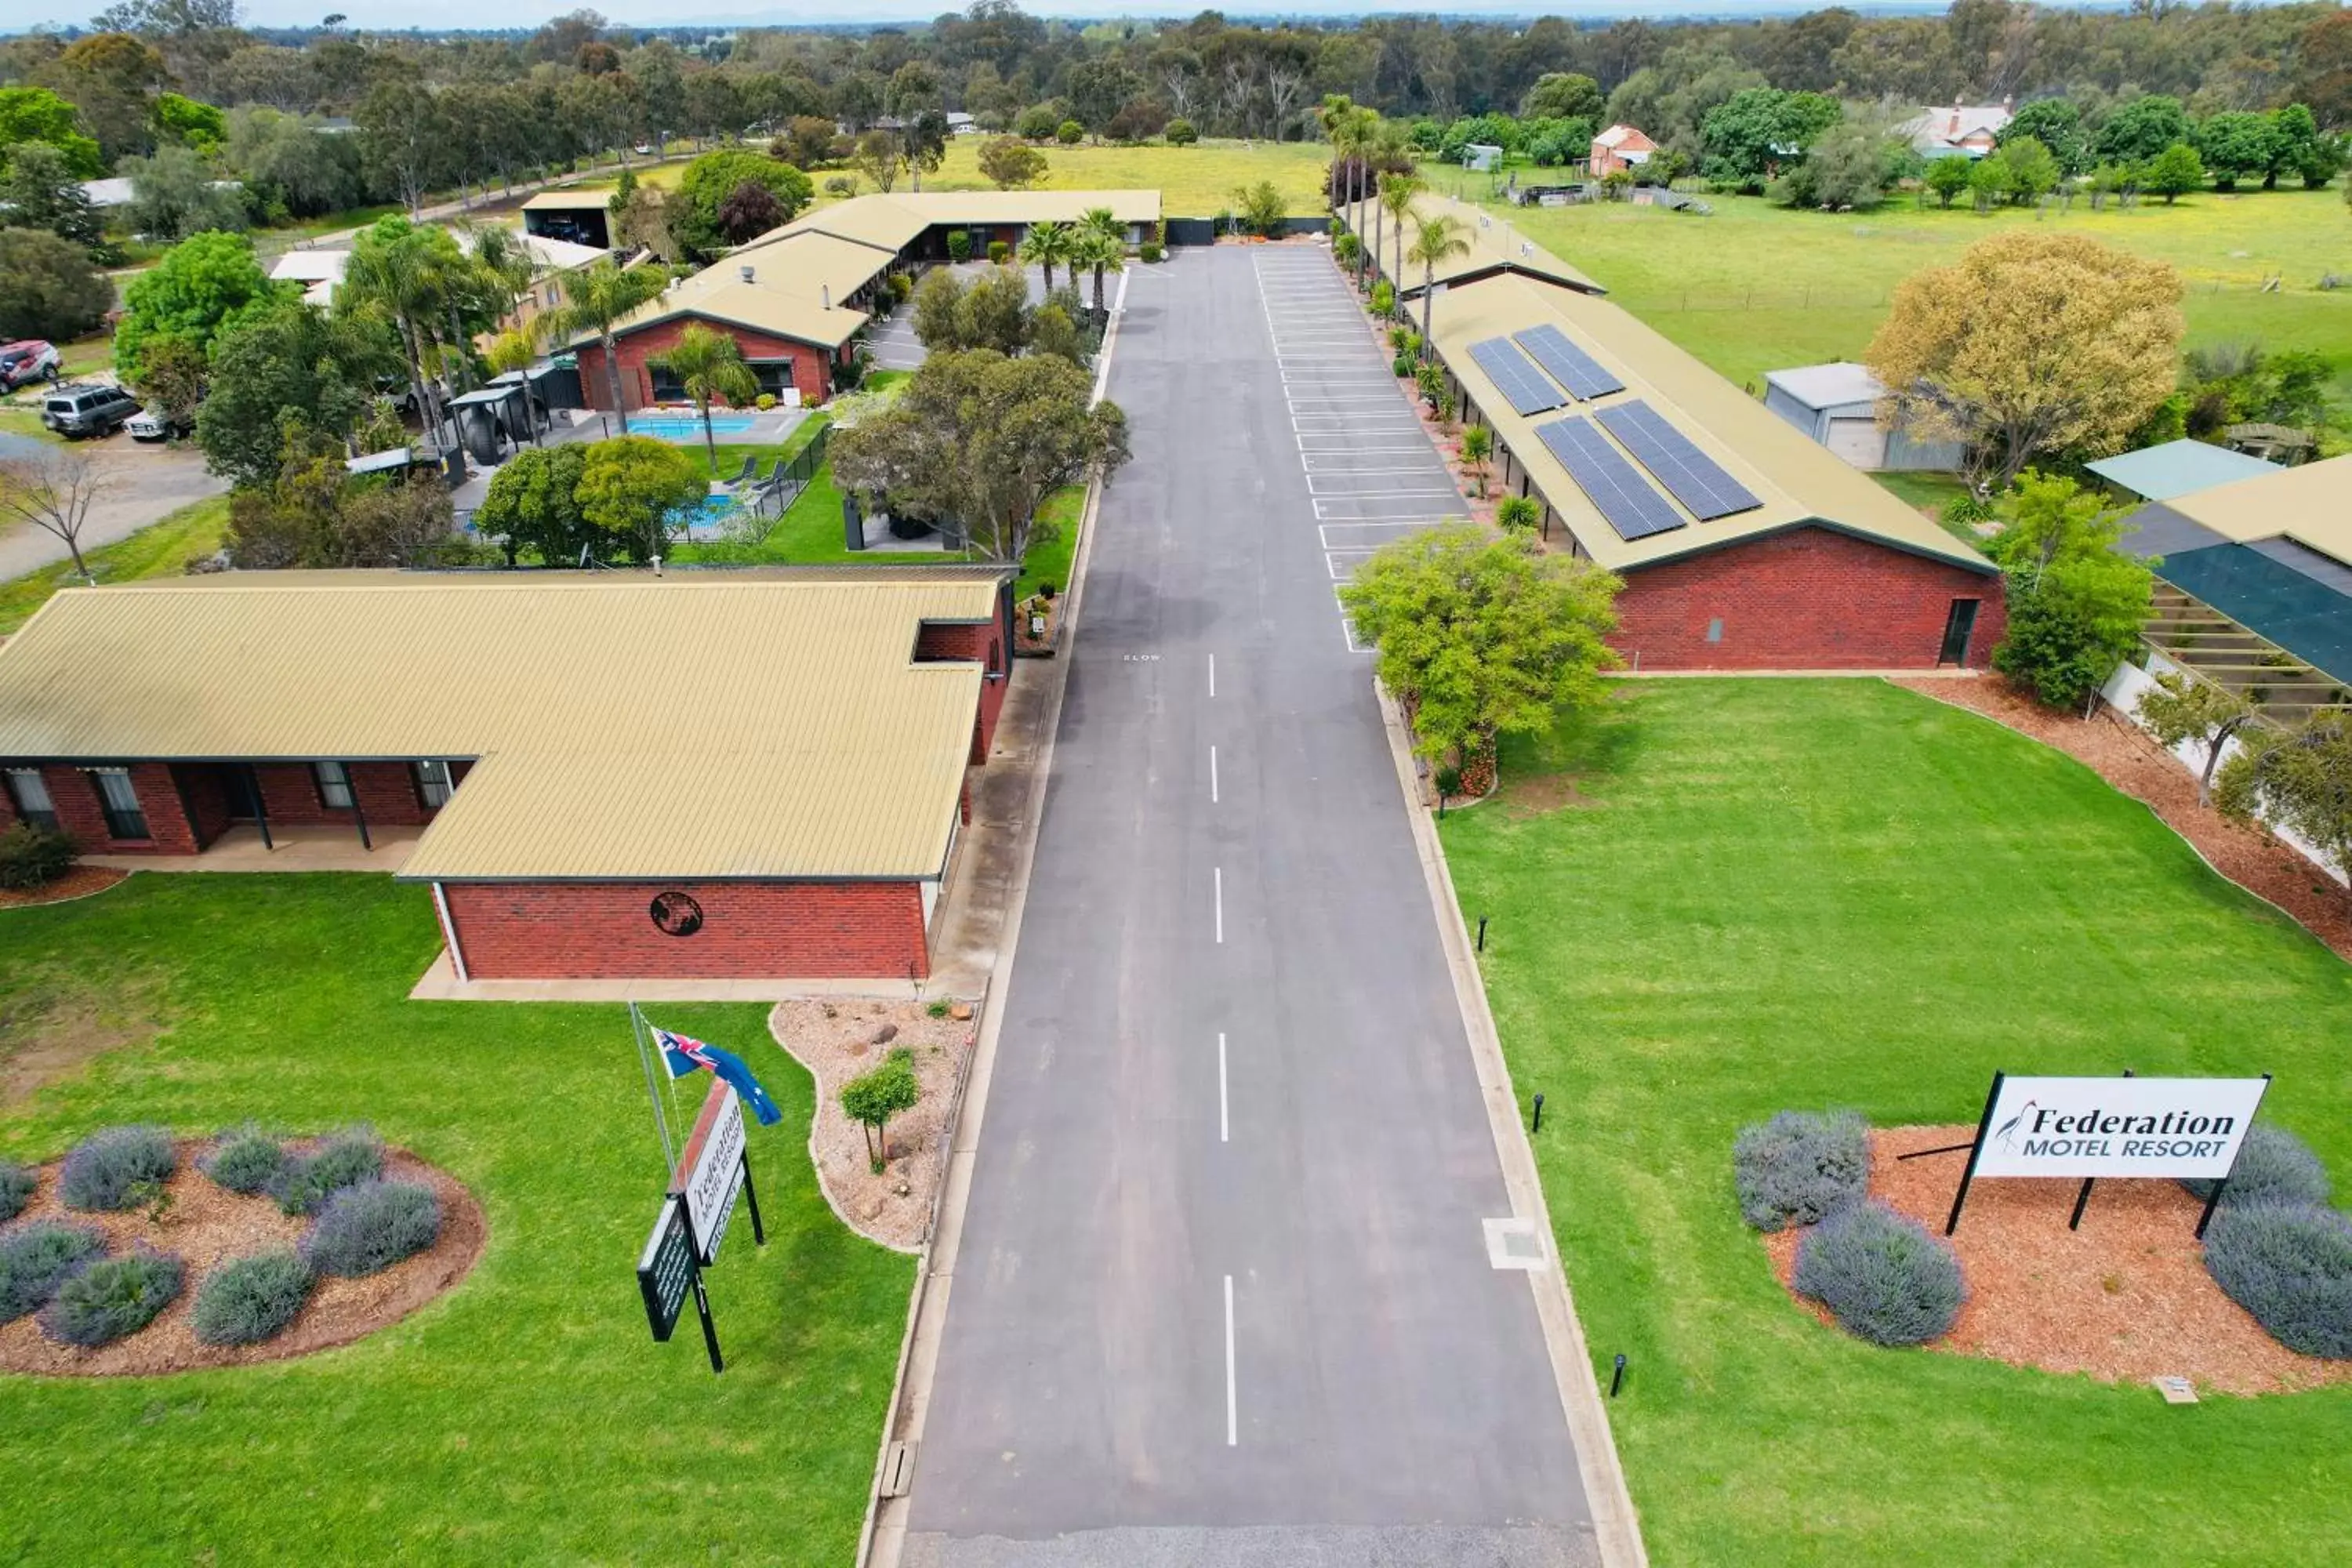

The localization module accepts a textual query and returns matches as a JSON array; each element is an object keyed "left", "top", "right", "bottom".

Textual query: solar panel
[
  {"left": 1534, "top": 416, "right": 1685, "bottom": 542},
  {"left": 1512, "top": 324, "right": 1624, "bottom": 401},
  {"left": 1595, "top": 401, "right": 1762, "bottom": 521},
  {"left": 1465, "top": 336, "right": 1565, "bottom": 417}
]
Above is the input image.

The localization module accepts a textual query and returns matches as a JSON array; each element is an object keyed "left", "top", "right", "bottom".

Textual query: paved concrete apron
[{"left": 906, "top": 246, "right": 1596, "bottom": 1567}]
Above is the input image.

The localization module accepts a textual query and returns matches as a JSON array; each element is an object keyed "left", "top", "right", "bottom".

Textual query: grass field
[
  {"left": 571, "top": 136, "right": 1333, "bottom": 220},
  {"left": 0, "top": 876, "right": 909, "bottom": 1564},
  {"left": 0, "top": 493, "right": 229, "bottom": 635},
  {"left": 1439, "top": 679, "right": 2352, "bottom": 1565},
  {"left": 1448, "top": 181, "right": 2352, "bottom": 408}
]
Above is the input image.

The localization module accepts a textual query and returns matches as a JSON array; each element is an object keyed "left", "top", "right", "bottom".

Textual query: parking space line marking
[
  {"left": 1218, "top": 1033, "right": 1229, "bottom": 1144},
  {"left": 1224, "top": 1275, "right": 1237, "bottom": 1446},
  {"left": 1208, "top": 653, "right": 1215, "bottom": 698},
  {"left": 1214, "top": 866, "right": 1224, "bottom": 944},
  {"left": 1210, "top": 745, "right": 1219, "bottom": 804}
]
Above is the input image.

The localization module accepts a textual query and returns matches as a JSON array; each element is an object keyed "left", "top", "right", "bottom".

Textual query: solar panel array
[
  {"left": 1512, "top": 324, "right": 1624, "bottom": 401},
  {"left": 1534, "top": 416, "right": 1685, "bottom": 542},
  {"left": 1466, "top": 337, "right": 1565, "bottom": 417},
  {"left": 1595, "top": 401, "right": 1762, "bottom": 521}
]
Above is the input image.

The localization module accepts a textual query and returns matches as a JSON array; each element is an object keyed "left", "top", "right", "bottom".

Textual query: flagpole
[{"left": 629, "top": 1000, "right": 678, "bottom": 1178}]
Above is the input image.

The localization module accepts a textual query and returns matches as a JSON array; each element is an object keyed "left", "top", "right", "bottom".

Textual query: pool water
[
  {"left": 630, "top": 415, "right": 758, "bottom": 441},
  {"left": 671, "top": 493, "right": 747, "bottom": 538}
]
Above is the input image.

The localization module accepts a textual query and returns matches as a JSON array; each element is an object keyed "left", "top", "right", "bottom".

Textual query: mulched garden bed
[
  {"left": 768, "top": 998, "right": 975, "bottom": 1253},
  {"left": 1892, "top": 675, "right": 2352, "bottom": 964},
  {"left": 0, "top": 1141, "right": 485, "bottom": 1377},
  {"left": 0, "top": 866, "right": 129, "bottom": 909},
  {"left": 1764, "top": 1125, "right": 2351, "bottom": 1396}
]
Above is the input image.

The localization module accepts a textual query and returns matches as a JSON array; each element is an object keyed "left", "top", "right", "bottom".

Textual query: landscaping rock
[
  {"left": 949, "top": 1002, "right": 974, "bottom": 1022},
  {"left": 870, "top": 1023, "right": 898, "bottom": 1046}
]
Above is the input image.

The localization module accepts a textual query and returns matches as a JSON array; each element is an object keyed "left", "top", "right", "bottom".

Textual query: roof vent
[
  {"left": 822, "top": 285, "right": 833, "bottom": 310},
  {"left": 739, "top": 264, "right": 755, "bottom": 283}
]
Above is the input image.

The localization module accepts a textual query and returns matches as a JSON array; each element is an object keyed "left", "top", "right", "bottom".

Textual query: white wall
[{"left": 2103, "top": 655, "right": 2347, "bottom": 888}]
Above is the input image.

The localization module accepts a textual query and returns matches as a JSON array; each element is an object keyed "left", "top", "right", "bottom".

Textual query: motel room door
[
  {"left": 1938, "top": 598, "right": 1980, "bottom": 666},
  {"left": 220, "top": 764, "right": 264, "bottom": 822}
]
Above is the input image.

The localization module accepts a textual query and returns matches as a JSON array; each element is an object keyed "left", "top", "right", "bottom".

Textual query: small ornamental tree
[
  {"left": 1164, "top": 118, "right": 1197, "bottom": 147},
  {"left": 1987, "top": 473, "right": 2152, "bottom": 710},
  {"left": 576, "top": 435, "right": 707, "bottom": 562},
  {"left": 2144, "top": 142, "right": 2206, "bottom": 204},
  {"left": 1924, "top": 155, "right": 1974, "bottom": 209},
  {"left": 1339, "top": 524, "right": 1622, "bottom": 779},
  {"left": 840, "top": 1050, "right": 920, "bottom": 1173},
  {"left": 2216, "top": 712, "right": 2352, "bottom": 909},
  {"left": 2136, "top": 670, "right": 2259, "bottom": 805},
  {"left": 977, "top": 134, "right": 1047, "bottom": 190},
  {"left": 1457, "top": 424, "right": 1493, "bottom": 496},
  {"left": 1494, "top": 494, "right": 1541, "bottom": 533}
]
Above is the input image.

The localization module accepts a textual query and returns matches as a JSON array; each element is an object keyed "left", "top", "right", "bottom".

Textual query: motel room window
[
  {"left": 414, "top": 760, "right": 454, "bottom": 808},
  {"left": 314, "top": 760, "right": 354, "bottom": 809},
  {"left": 648, "top": 361, "right": 685, "bottom": 401},
  {"left": 89, "top": 768, "right": 149, "bottom": 840},
  {"left": 5, "top": 768, "right": 58, "bottom": 831},
  {"left": 749, "top": 360, "right": 797, "bottom": 399}
]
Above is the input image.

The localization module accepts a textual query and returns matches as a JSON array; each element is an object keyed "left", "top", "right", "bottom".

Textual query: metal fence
[{"left": 741, "top": 422, "right": 830, "bottom": 532}]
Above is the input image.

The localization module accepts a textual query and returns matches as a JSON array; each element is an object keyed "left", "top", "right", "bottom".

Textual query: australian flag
[{"left": 653, "top": 1026, "right": 785, "bottom": 1127}]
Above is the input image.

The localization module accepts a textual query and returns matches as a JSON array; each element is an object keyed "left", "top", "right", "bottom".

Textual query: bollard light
[
  {"left": 1531, "top": 1091, "right": 1544, "bottom": 1134},
  {"left": 1610, "top": 1353, "right": 1627, "bottom": 1398}
]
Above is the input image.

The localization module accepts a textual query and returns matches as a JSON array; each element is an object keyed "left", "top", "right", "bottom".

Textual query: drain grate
[
  {"left": 879, "top": 1439, "right": 918, "bottom": 1498},
  {"left": 1483, "top": 1217, "right": 1546, "bottom": 1271}
]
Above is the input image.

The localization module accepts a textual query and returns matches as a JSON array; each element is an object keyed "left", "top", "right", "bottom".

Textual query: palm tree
[
  {"left": 1018, "top": 219, "right": 1073, "bottom": 293},
  {"left": 1073, "top": 206, "right": 1126, "bottom": 318},
  {"left": 1406, "top": 212, "right": 1472, "bottom": 362},
  {"left": 1379, "top": 172, "right": 1422, "bottom": 307},
  {"left": 539, "top": 259, "right": 673, "bottom": 434},
  {"left": 648, "top": 323, "right": 761, "bottom": 470},
  {"left": 339, "top": 220, "right": 468, "bottom": 450}
]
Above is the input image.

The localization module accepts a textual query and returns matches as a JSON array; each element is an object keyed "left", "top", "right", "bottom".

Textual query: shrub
[
  {"left": 0, "top": 1159, "right": 34, "bottom": 1223},
  {"left": 1733, "top": 1109, "right": 1870, "bottom": 1231},
  {"left": 1370, "top": 279, "right": 1395, "bottom": 315},
  {"left": 57, "top": 1124, "right": 177, "bottom": 1212},
  {"left": 267, "top": 1126, "right": 385, "bottom": 1217},
  {"left": 987, "top": 239, "right": 1010, "bottom": 264},
  {"left": 191, "top": 1247, "right": 314, "bottom": 1347},
  {"left": 2202, "top": 1200, "right": 2352, "bottom": 1358},
  {"left": 1792, "top": 1200, "right": 1966, "bottom": 1345},
  {"left": 0, "top": 824, "right": 77, "bottom": 890},
  {"left": 2181, "top": 1123, "right": 2332, "bottom": 1210},
  {"left": 1055, "top": 119, "right": 1083, "bottom": 146},
  {"left": 1495, "top": 495, "right": 1542, "bottom": 533},
  {"left": 201, "top": 1125, "right": 285, "bottom": 1196},
  {"left": 1139, "top": 240, "right": 1165, "bottom": 263},
  {"left": 754, "top": 393, "right": 776, "bottom": 411},
  {"left": 1163, "top": 118, "right": 1197, "bottom": 147},
  {"left": 888, "top": 270, "right": 913, "bottom": 303},
  {"left": 0, "top": 1221, "right": 105, "bottom": 1322},
  {"left": 41, "top": 1245, "right": 184, "bottom": 1347},
  {"left": 300, "top": 1180, "right": 441, "bottom": 1277},
  {"left": 946, "top": 229, "right": 971, "bottom": 262}
]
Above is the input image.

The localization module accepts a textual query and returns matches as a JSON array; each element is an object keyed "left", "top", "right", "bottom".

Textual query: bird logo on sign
[{"left": 1994, "top": 1099, "right": 2038, "bottom": 1153}]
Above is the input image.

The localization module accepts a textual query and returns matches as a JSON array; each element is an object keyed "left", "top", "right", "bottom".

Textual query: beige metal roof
[
  {"left": 2160, "top": 455, "right": 2352, "bottom": 568},
  {"left": 728, "top": 228, "right": 900, "bottom": 305},
  {"left": 521, "top": 189, "right": 613, "bottom": 211},
  {"left": 0, "top": 572, "right": 1005, "bottom": 882},
  {"left": 1345, "top": 191, "right": 1601, "bottom": 296},
  {"left": 583, "top": 265, "right": 871, "bottom": 353},
  {"left": 1429, "top": 270, "right": 1994, "bottom": 575},
  {"left": 763, "top": 189, "right": 1163, "bottom": 252}
]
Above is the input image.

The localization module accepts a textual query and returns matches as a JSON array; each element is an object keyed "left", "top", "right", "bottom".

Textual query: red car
[{"left": 0, "top": 341, "right": 62, "bottom": 390}]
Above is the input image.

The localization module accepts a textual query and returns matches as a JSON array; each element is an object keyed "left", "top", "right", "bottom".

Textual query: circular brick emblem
[{"left": 648, "top": 891, "right": 704, "bottom": 937}]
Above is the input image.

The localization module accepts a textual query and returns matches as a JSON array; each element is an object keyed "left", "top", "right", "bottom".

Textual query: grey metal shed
[{"left": 1762, "top": 361, "right": 1963, "bottom": 474}]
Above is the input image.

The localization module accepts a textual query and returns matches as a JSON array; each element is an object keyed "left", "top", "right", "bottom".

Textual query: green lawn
[
  {"left": 0, "top": 875, "right": 909, "bottom": 1563},
  {"left": 574, "top": 137, "right": 1333, "bottom": 220},
  {"left": 1461, "top": 184, "right": 2352, "bottom": 411},
  {"left": 1440, "top": 680, "right": 2352, "bottom": 1566},
  {"left": 0, "top": 493, "right": 230, "bottom": 635}
]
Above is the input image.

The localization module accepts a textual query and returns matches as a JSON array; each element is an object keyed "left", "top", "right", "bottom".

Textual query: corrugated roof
[
  {"left": 759, "top": 189, "right": 1163, "bottom": 254},
  {"left": 1763, "top": 361, "right": 1886, "bottom": 411},
  {"left": 1429, "top": 271, "right": 1994, "bottom": 575},
  {"left": 2086, "top": 438, "right": 2281, "bottom": 503},
  {"left": 2154, "top": 454, "right": 2352, "bottom": 568},
  {"left": 521, "top": 190, "right": 612, "bottom": 211},
  {"left": 729, "top": 228, "right": 901, "bottom": 304},
  {"left": 1367, "top": 192, "right": 1602, "bottom": 296},
  {"left": 0, "top": 572, "right": 1005, "bottom": 882}
]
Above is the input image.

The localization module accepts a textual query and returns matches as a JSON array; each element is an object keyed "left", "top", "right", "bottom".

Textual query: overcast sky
[{"left": 21, "top": 2, "right": 1867, "bottom": 32}]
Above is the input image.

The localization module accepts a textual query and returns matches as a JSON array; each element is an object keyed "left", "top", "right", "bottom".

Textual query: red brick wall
[
  {"left": 176, "top": 764, "right": 234, "bottom": 847},
  {"left": 1610, "top": 526, "right": 2007, "bottom": 671},
  {"left": 575, "top": 314, "right": 833, "bottom": 412},
  {"left": 913, "top": 616, "right": 1011, "bottom": 762},
  {"left": 252, "top": 762, "right": 437, "bottom": 827},
  {"left": 441, "top": 880, "right": 931, "bottom": 980},
  {"left": 5, "top": 763, "right": 201, "bottom": 854}
]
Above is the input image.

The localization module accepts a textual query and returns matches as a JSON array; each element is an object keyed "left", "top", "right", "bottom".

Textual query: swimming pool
[
  {"left": 629, "top": 414, "right": 757, "bottom": 441},
  {"left": 670, "top": 492, "right": 749, "bottom": 539}
]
